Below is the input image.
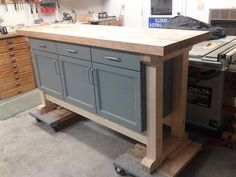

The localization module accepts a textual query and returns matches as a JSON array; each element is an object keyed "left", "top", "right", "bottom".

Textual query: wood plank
[
  {"left": 141, "top": 61, "right": 164, "bottom": 173},
  {"left": 17, "top": 24, "right": 209, "bottom": 56},
  {"left": 45, "top": 94, "right": 147, "bottom": 145},
  {"left": 172, "top": 53, "right": 189, "bottom": 140}
]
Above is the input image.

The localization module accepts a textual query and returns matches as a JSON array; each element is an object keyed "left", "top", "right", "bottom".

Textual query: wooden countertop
[
  {"left": 0, "top": 33, "right": 20, "bottom": 39},
  {"left": 16, "top": 24, "right": 209, "bottom": 56}
]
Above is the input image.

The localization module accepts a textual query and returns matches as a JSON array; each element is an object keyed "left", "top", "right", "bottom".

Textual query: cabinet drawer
[
  {"left": 0, "top": 76, "right": 34, "bottom": 92},
  {"left": 57, "top": 42, "right": 91, "bottom": 61},
  {"left": 0, "top": 49, "right": 30, "bottom": 60},
  {"left": 0, "top": 43, "right": 29, "bottom": 53},
  {"left": 0, "top": 37, "right": 27, "bottom": 46},
  {"left": 0, "top": 83, "right": 35, "bottom": 100},
  {"left": 0, "top": 54, "right": 31, "bottom": 66},
  {"left": 91, "top": 47, "right": 140, "bottom": 71},
  {"left": 30, "top": 38, "right": 57, "bottom": 53},
  {"left": 0, "top": 65, "right": 33, "bottom": 79},
  {"left": 0, "top": 71, "right": 34, "bottom": 85},
  {"left": 0, "top": 58, "right": 31, "bottom": 72}
]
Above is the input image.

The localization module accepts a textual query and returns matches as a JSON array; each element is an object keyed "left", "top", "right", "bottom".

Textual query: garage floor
[{"left": 0, "top": 109, "right": 236, "bottom": 177}]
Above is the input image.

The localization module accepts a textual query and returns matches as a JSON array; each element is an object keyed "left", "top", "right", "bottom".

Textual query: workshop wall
[{"left": 0, "top": 0, "right": 103, "bottom": 26}]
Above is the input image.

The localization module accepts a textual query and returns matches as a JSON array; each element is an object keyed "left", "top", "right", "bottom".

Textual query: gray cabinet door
[
  {"left": 93, "top": 63, "right": 145, "bottom": 132},
  {"left": 59, "top": 56, "right": 96, "bottom": 113},
  {"left": 32, "top": 50, "right": 63, "bottom": 99}
]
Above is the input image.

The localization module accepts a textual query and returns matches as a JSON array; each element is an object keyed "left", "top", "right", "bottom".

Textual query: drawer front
[
  {"left": 0, "top": 43, "right": 29, "bottom": 53},
  {"left": 0, "top": 65, "right": 33, "bottom": 79},
  {"left": 91, "top": 47, "right": 140, "bottom": 71},
  {"left": 0, "top": 54, "right": 31, "bottom": 66},
  {"left": 30, "top": 38, "right": 57, "bottom": 53},
  {"left": 0, "top": 57, "right": 31, "bottom": 72},
  {"left": 57, "top": 42, "right": 91, "bottom": 61},
  {"left": 0, "top": 76, "right": 34, "bottom": 92},
  {"left": 0, "top": 71, "right": 34, "bottom": 85},
  {"left": 0, "top": 49, "right": 30, "bottom": 60},
  {"left": 0, "top": 37, "right": 27, "bottom": 46},
  {"left": 0, "top": 83, "right": 35, "bottom": 100}
]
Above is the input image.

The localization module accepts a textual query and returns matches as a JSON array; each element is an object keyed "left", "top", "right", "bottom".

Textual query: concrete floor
[{"left": 0, "top": 109, "right": 236, "bottom": 177}]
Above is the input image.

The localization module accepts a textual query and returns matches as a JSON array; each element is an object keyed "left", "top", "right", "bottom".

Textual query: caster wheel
[
  {"left": 52, "top": 126, "right": 60, "bottom": 132},
  {"left": 36, "top": 118, "right": 42, "bottom": 123},
  {"left": 114, "top": 166, "right": 126, "bottom": 176}
]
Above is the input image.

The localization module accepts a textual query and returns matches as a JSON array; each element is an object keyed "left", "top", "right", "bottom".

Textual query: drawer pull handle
[
  {"left": 15, "top": 75, "right": 19, "bottom": 80},
  {"left": 17, "top": 90, "right": 22, "bottom": 94},
  {"left": 8, "top": 47, "right": 14, "bottom": 51},
  {"left": 65, "top": 49, "right": 78, "bottom": 54},
  {"left": 39, "top": 44, "right": 47, "bottom": 48},
  {"left": 16, "top": 82, "right": 21, "bottom": 86},
  {"left": 105, "top": 56, "right": 121, "bottom": 62},
  {"left": 7, "top": 40, "right": 13, "bottom": 45},
  {"left": 87, "top": 68, "right": 93, "bottom": 85},
  {"left": 10, "top": 58, "right": 16, "bottom": 63},
  {"left": 54, "top": 60, "right": 60, "bottom": 74},
  {"left": 14, "top": 70, "right": 18, "bottom": 74},
  {"left": 12, "top": 64, "right": 17, "bottom": 68},
  {"left": 9, "top": 53, "right": 15, "bottom": 57}
]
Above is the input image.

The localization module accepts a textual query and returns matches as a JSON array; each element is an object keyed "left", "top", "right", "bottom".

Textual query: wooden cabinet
[
  {"left": 0, "top": 35, "right": 36, "bottom": 100},
  {"left": 32, "top": 50, "right": 63, "bottom": 99},
  {"left": 59, "top": 56, "right": 96, "bottom": 113}
]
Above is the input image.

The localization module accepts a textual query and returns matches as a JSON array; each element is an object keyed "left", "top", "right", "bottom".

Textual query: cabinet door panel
[
  {"left": 59, "top": 56, "right": 96, "bottom": 113},
  {"left": 93, "top": 63, "right": 144, "bottom": 132},
  {"left": 32, "top": 50, "right": 63, "bottom": 99}
]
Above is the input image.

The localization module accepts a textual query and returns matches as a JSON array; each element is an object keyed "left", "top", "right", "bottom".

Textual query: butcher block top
[{"left": 16, "top": 24, "right": 209, "bottom": 56}]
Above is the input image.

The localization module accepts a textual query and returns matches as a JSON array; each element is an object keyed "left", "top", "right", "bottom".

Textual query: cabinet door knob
[{"left": 39, "top": 44, "right": 47, "bottom": 48}]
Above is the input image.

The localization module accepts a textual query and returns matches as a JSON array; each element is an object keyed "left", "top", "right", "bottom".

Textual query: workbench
[{"left": 17, "top": 24, "right": 209, "bottom": 176}]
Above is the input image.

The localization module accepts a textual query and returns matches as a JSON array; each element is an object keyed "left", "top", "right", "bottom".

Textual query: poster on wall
[
  {"left": 151, "top": 0, "right": 173, "bottom": 15},
  {"left": 149, "top": 17, "right": 171, "bottom": 28}
]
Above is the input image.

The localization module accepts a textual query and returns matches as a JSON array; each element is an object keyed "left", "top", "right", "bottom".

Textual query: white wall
[
  {"left": 0, "top": 0, "right": 103, "bottom": 26},
  {"left": 185, "top": 0, "right": 236, "bottom": 23},
  {"left": 103, "top": 0, "right": 143, "bottom": 27}
]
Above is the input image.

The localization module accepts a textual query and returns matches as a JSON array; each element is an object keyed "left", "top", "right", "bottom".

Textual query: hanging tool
[{"left": 1, "top": 0, "right": 8, "bottom": 12}]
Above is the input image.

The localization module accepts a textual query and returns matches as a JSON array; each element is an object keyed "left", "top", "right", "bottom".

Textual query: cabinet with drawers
[
  {"left": 0, "top": 35, "right": 36, "bottom": 100},
  {"left": 30, "top": 38, "right": 173, "bottom": 132}
]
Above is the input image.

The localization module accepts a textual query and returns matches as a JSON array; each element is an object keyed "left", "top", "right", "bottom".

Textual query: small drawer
[
  {"left": 57, "top": 42, "right": 91, "bottom": 61},
  {"left": 0, "top": 43, "right": 29, "bottom": 53},
  {"left": 0, "top": 76, "right": 34, "bottom": 92},
  {"left": 30, "top": 38, "right": 57, "bottom": 53},
  {"left": 91, "top": 47, "right": 140, "bottom": 71},
  {"left": 0, "top": 83, "right": 35, "bottom": 100},
  {"left": 0, "top": 49, "right": 30, "bottom": 60},
  {"left": 0, "top": 71, "right": 34, "bottom": 85},
  {"left": 0, "top": 37, "right": 26, "bottom": 46},
  {"left": 0, "top": 65, "right": 33, "bottom": 79}
]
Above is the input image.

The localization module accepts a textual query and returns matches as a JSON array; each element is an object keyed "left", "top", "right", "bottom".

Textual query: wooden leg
[
  {"left": 37, "top": 91, "right": 57, "bottom": 114},
  {"left": 141, "top": 63, "right": 164, "bottom": 173},
  {"left": 172, "top": 53, "right": 189, "bottom": 140}
]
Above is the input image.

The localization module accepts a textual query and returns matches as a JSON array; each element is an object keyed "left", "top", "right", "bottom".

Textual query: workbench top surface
[
  {"left": 17, "top": 24, "right": 209, "bottom": 56},
  {"left": 0, "top": 33, "right": 20, "bottom": 39}
]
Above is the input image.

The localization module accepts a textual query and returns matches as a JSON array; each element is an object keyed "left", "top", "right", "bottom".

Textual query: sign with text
[{"left": 149, "top": 17, "right": 171, "bottom": 28}]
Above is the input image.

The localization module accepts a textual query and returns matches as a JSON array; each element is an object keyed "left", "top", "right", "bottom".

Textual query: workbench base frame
[
  {"left": 113, "top": 142, "right": 202, "bottom": 177},
  {"left": 38, "top": 47, "right": 196, "bottom": 174}
]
